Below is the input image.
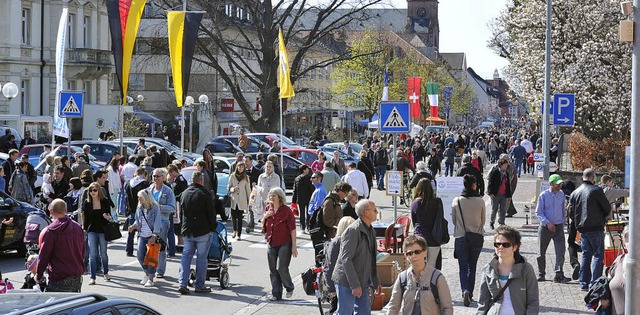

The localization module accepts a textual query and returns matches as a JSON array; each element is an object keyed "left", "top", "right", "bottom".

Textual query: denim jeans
[
  {"left": 335, "top": 283, "right": 371, "bottom": 315},
  {"left": 445, "top": 162, "right": 454, "bottom": 177},
  {"left": 375, "top": 165, "right": 386, "bottom": 189},
  {"left": 179, "top": 233, "right": 213, "bottom": 288},
  {"left": 168, "top": 214, "right": 176, "bottom": 256},
  {"left": 137, "top": 236, "right": 157, "bottom": 277},
  {"left": 267, "top": 242, "right": 294, "bottom": 298},
  {"left": 125, "top": 214, "right": 136, "bottom": 255},
  {"left": 87, "top": 232, "right": 109, "bottom": 280},
  {"left": 298, "top": 203, "right": 308, "bottom": 231},
  {"left": 514, "top": 159, "right": 523, "bottom": 177},
  {"left": 46, "top": 276, "right": 82, "bottom": 292},
  {"left": 156, "top": 220, "right": 170, "bottom": 275},
  {"left": 580, "top": 231, "right": 605, "bottom": 289},
  {"left": 454, "top": 237, "right": 483, "bottom": 297}
]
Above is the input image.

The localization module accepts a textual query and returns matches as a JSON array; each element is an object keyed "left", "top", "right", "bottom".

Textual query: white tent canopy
[{"left": 367, "top": 119, "right": 423, "bottom": 137}]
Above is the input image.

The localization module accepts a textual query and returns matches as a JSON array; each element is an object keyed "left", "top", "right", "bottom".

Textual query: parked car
[
  {"left": 0, "top": 293, "right": 161, "bottom": 315},
  {"left": 247, "top": 133, "right": 302, "bottom": 149},
  {"left": 0, "top": 125, "right": 23, "bottom": 146},
  {"left": 69, "top": 141, "right": 134, "bottom": 163},
  {"left": 180, "top": 156, "right": 232, "bottom": 198},
  {"left": 282, "top": 148, "right": 337, "bottom": 166},
  {"left": 19, "top": 144, "right": 104, "bottom": 169},
  {"left": 207, "top": 136, "right": 271, "bottom": 153},
  {"left": 322, "top": 142, "right": 363, "bottom": 157},
  {"left": 425, "top": 125, "right": 449, "bottom": 135},
  {"left": 116, "top": 137, "right": 202, "bottom": 163},
  {"left": 203, "top": 138, "right": 243, "bottom": 155},
  {"left": 0, "top": 191, "right": 42, "bottom": 257},
  {"left": 246, "top": 152, "right": 303, "bottom": 188},
  {"left": 115, "top": 139, "right": 196, "bottom": 166},
  {"left": 318, "top": 146, "right": 358, "bottom": 164}
]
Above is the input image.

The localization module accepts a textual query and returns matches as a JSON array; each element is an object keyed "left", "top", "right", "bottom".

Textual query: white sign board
[
  {"left": 386, "top": 171, "right": 403, "bottom": 196},
  {"left": 533, "top": 153, "right": 545, "bottom": 162},
  {"left": 535, "top": 162, "right": 544, "bottom": 177},
  {"left": 436, "top": 177, "right": 464, "bottom": 235}
]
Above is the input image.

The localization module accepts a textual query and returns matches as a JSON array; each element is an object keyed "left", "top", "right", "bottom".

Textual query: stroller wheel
[
  {"left": 220, "top": 269, "right": 230, "bottom": 289},
  {"left": 187, "top": 269, "right": 196, "bottom": 287}
]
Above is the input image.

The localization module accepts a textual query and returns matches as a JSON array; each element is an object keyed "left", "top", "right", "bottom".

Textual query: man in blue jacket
[{"left": 509, "top": 140, "right": 527, "bottom": 177}]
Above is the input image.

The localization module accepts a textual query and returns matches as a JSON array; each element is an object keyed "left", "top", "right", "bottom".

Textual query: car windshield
[{"left": 150, "top": 139, "right": 181, "bottom": 153}]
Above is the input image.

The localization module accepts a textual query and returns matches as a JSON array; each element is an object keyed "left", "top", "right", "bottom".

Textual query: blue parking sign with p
[{"left": 553, "top": 93, "right": 574, "bottom": 126}]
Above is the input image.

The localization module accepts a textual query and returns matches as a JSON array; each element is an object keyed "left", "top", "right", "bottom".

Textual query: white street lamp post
[
  {"left": 122, "top": 95, "right": 144, "bottom": 155},
  {"left": 1, "top": 82, "right": 19, "bottom": 100}
]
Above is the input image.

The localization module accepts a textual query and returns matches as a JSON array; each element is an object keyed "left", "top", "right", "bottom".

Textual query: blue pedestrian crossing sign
[
  {"left": 379, "top": 101, "right": 410, "bottom": 133},
  {"left": 59, "top": 91, "right": 84, "bottom": 118}
]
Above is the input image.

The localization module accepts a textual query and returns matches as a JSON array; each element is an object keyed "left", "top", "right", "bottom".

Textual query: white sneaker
[
  {"left": 144, "top": 280, "right": 154, "bottom": 287},
  {"left": 140, "top": 275, "right": 149, "bottom": 285},
  {"left": 88, "top": 279, "right": 96, "bottom": 285}
]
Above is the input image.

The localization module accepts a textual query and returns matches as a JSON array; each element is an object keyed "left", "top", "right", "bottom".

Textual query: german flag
[
  {"left": 106, "top": 0, "right": 147, "bottom": 105},
  {"left": 168, "top": 11, "right": 203, "bottom": 108}
]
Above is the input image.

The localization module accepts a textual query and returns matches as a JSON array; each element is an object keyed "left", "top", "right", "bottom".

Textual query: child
[{"left": 41, "top": 174, "right": 54, "bottom": 201}]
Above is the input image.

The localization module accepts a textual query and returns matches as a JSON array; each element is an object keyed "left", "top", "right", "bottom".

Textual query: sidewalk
[{"left": 244, "top": 169, "right": 592, "bottom": 315}]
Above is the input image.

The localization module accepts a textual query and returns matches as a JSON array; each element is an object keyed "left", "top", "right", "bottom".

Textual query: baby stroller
[
  {"left": 23, "top": 210, "right": 51, "bottom": 256},
  {"left": 188, "top": 221, "right": 233, "bottom": 289}
]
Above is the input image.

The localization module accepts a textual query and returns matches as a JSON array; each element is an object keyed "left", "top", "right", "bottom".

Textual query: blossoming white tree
[{"left": 489, "top": 0, "right": 631, "bottom": 140}]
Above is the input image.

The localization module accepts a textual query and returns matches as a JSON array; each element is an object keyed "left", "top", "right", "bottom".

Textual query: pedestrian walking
[
  {"left": 124, "top": 168, "right": 150, "bottom": 257},
  {"left": 146, "top": 168, "right": 177, "bottom": 279},
  {"left": 451, "top": 174, "right": 486, "bottom": 307},
  {"left": 324, "top": 216, "right": 357, "bottom": 314},
  {"left": 477, "top": 226, "right": 539, "bottom": 314},
  {"left": 322, "top": 182, "right": 352, "bottom": 239},
  {"left": 384, "top": 235, "right": 454, "bottom": 315},
  {"left": 178, "top": 171, "right": 217, "bottom": 294},
  {"left": 535, "top": 174, "right": 571, "bottom": 283},
  {"left": 82, "top": 182, "right": 113, "bottom": 285},
  {"left": 443, "top": 143, "right": 455, "bottom": 177},
  {"left": 107, "top": 157, "right": 122, "bottom": 214},
  {"left": 356, "top": 150, "right": 374, "bottom": 194},
  {"left": 487, "top": 159, "right": 512, "bottom": 230},
  {"left": 374, "top": 144, "right": 388, "bottom": 190},
  {"left": 228, "top": 162, "right": 251, "bottom": 240},
  {"left": 9, "top": 161, "right": 33, "bottom": 203},
  {"left": 332, "top": 199, "right": 381, "bottom": 315},
  {"left": 292, "top": 165, "right": 314, "bottom": 233},
  {"left": 411, "top": 178, "right": 444, "bottom": 269},
  {"left": 35, "top": 199, "right": 85, "bottom": 292},
  {"left": 342, "top": 162, "right": 368, "bottom": 199},
  {"left": 321, "top": 161, "right": 341, "bottom": 193},
  {"left": 128, "top": 189, "right": 162, "bottom": 287},
  {"left": 167, "top": 164, "right": 188, "bottom": 252},
  {"left": 568, "top": 168, "right": 611, "bottom": 291},
  {"left": 262, "top": 187, "right": 298, "bottom": 301},
  {"left": 257, "top": 161, "right": 281, "bottom": 213}
]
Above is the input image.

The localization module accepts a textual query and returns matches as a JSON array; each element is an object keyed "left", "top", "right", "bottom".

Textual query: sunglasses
[
  {"left": 90, "top": 189, "right": 98, "bottom": 192},
  {"left": 405, "top": 249, "right": 424, "bottom": 257},
  {"left": 311, "top": 176, "right": 318, "bottom": 179},
  {"left": 152, "top": 175, "right": 162, "bottom": 178},
  {"left": 493, "top": 242, "right": 513, "bottom": 248}
]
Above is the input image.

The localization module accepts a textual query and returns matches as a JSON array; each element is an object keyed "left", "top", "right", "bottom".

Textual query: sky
[{"left": 391, "top": 0, "right": 511, "bottom": 79}]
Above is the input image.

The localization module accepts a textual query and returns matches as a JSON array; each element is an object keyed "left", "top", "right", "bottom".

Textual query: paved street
[{"left": 1, "top": 166, "right": 592, "bottom": 314}]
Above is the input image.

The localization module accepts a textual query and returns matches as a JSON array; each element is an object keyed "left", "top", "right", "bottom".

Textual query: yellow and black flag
[
  {"left": 278, "top": 29, "right": 295, "bottom": 99},
  {"left": 168, "top": 11, "right": 204, "bottom": 108},
  {"left": 106, "top": 0, "right": 146, "bottom": 105}
]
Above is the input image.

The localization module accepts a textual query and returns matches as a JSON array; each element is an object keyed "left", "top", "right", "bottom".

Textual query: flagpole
[{"left": 280, "top": 98, "right": 284, "bottom": 173}]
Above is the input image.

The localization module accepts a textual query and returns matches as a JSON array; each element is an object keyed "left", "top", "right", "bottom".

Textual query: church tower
[{"left": 406, "top": 0, "right": 439, "bottom": 54}]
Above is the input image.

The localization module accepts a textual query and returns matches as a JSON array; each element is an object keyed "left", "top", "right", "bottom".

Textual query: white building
[{"left": 0, "top": 0, "right": 112, "bottom": 138}]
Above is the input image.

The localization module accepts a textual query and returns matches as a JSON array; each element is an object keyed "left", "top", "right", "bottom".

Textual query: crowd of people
[{"left": 6, "top": 124, "right": 630, "bottom": 314}]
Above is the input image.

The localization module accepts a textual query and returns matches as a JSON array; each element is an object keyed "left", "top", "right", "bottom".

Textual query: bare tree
[{"left": 152, "top": 0, "right": 390, "bottom": 132}]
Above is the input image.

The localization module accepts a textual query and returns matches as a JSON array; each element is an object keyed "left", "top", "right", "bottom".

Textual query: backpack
[
  {"left": 399, "top": 269, "right": 442, "bottom": 306},
  {"left": 23, "top": 210, "right": 52, "bottom": 245},
  {"left": 308, "top": 196, "right": 338, "bottom": 242}
]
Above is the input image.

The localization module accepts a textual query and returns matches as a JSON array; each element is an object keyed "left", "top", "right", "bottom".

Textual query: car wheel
[{"left": 220, "top": 269, "right": 230, "bottom": 289}]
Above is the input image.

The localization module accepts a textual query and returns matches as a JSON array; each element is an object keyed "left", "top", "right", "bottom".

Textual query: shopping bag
[
  {"left": 291, "top": 203, "right": 300, "bottom": 217},
  {"left": 144, "top": 243, "right": 161, "bottom": 268}
]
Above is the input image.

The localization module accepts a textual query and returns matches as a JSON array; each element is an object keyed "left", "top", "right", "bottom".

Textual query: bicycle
[{"left": 399, "top": 171, "right": 413, "bottom": 207}]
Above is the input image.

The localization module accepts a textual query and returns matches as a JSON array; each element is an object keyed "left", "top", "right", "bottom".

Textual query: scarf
[{"left": 235, "top": 170, "right": 247, "bottom": 182}]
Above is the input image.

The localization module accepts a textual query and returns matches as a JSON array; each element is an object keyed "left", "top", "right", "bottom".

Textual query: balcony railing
[{"left": 66, "top": 48, "right": 112, "bottom": 66}]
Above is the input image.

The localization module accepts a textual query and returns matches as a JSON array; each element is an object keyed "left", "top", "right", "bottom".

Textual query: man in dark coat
[
  {"left": 292, "top": 165, "right": 314, "bottom": 233},
  {"left": 178, "top": 171, "right": 217, "bottom": 295},
  {"left": 456, "top": 155, "right": 485, "bottom": 196},
  {"left": 2, "top": 149, "right": 18, "bottom": 192}
]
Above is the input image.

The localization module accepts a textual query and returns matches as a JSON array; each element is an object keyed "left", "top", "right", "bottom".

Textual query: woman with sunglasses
[
  {"left": 451, "top": 174, "right": 486, "bottom": 307},
  {"left": 128, "top": 189, "right": 163, "bottom": 287},
  {"left": 228, "top": 162, "right": 251, "bottom": 240},
  {"left": 82, "top": 182, "right": 113, "bottom": 285},
  {"left": 477, "top": 226, "right": 539, "bottom": 314},
  {"left": 385, "top": 235, "right": 453, "bottom": 315}
]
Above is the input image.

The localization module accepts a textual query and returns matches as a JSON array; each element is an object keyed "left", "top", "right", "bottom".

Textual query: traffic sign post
[
  {"left": 553, "top": 93, "right": 575, "bottom": 126},
  {"left": 379, "top": 101, "right": 410, "bottom": 222},
  {"left": 59, "top": 91, "right": 84, "bottom": 118}
]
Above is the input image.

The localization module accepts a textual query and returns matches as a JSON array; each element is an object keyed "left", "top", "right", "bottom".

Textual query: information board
[
  {"left": 436, "top": 176, "right": 464, "bottom": 235},
  {"left": 386, "top": 171, "right": 403, "bottom": 196}
]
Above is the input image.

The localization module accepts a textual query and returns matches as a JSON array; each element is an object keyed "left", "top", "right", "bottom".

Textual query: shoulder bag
[
  {"left": 483, "top": 278, "right": 513, "bottom": 315},
  {"left": 457, "top": 198, "right": 483, "bottom": 248},
  {"left": 103, "top": 220, "right": 122, "bottom": 242},
  {"left": 430, "top": 198, "right": 450, "bottom": 245}
]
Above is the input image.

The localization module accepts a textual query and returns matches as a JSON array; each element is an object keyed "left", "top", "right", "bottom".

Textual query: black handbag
[
  {"left": 457, "top": 199, "right": 484, "bottom": 248},
  {"left": 301, "top": 268, "right": 316, "bottom": 296},
  {"left": 103, "top": 221, "right": 122, "bottom": 242},
  {"left": 431, "top": 198, "right": 450, "bottom": 245}
]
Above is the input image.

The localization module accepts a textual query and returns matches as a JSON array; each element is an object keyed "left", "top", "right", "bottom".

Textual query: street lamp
[
  {"left": 1, "top": 82, "right": 19, "bottom": 100},
  {"left": 181, "top": 94, "right": 209, "bottom": 157},
  {"left": 121, "top": 94, "right": 144, "bottom": 155}
]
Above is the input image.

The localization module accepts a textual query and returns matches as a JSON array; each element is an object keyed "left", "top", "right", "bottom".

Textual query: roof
[
  {"left": 287, "top": 8, "right": 408, "bottom": 33},
  {"left": 441, "top": 53, "right": 467, "bottom": 70}
]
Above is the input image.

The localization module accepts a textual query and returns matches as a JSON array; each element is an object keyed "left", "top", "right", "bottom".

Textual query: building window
[
  {"left": 83, "top": 81, "right": 92, "bottom": 103},
  {"left": 20, "top": 80, "right": 29, "bottom": 115},
  {"left": 67, "top": 80, "right": 77, "bottom": 90},
  {"left": 236, "top": 7, "right": 244, "bottom": 19},
  {"left": 67, "top": 14, "right": 76, "bottom": 48},
  {"left": 83, "top": 16, "right": 91, "bottom": 48},
  {"left": 22, "top": 8, "right": 31, "bottom": 45},
  {"left": 225, "top": 4, "right": 233, "bottom": 17},
  {"left": 129, "top": 74, "right": 144, "bottom": 90},
  {"left": 167, "top": 75, "right": 174, "bottom": 90}
]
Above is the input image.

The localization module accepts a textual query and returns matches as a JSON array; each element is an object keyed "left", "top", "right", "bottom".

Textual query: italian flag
[{"left": 426, "top": 82, "right": 439, "bottom": 117}]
